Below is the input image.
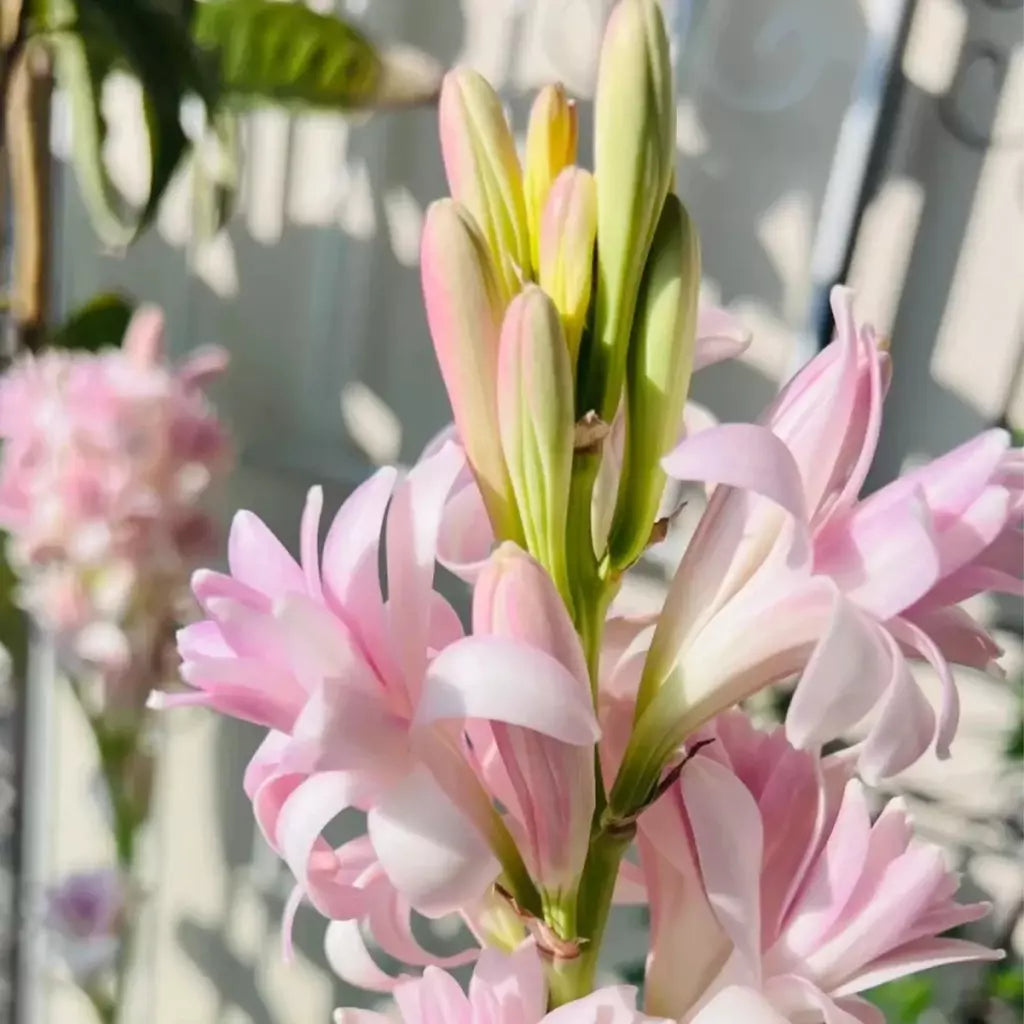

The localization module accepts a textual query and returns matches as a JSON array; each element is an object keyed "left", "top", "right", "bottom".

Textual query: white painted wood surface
[{"left": 34, "top": 0, "right": 1024, "bottom": 1020}]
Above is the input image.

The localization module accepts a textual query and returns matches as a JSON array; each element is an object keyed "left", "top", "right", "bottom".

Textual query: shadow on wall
[{"left": 862, "top": 0, "right": 1024, "bottom": 484}]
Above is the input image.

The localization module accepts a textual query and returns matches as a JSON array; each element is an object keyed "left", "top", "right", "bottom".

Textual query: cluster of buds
[
  {"left": 0, "top": 310, "right": 230, "bottom": 714},
  {"left": 423, "top": 0, "right": 694, "bottom": 603}
]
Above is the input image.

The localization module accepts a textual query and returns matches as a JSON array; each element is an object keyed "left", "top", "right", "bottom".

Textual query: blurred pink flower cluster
[{"left": 0, "top": 308, "right": 230, "bottom": 707}]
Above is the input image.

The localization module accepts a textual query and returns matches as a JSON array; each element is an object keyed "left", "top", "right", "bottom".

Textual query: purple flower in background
[{"left": 45, "top": 869, "right": 126, "bottom": 980}]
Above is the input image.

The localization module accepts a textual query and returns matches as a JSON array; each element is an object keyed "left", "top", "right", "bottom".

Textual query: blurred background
[{"left": 0, "top": 0, "right": 1021, "bottom": 1021}]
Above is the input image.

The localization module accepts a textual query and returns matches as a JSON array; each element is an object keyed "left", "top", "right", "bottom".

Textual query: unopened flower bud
[
  {"left": 473, "top": 543, "right": 593, "bottom": 927},
  {"left": 524, "top": 83, "right": 578, "bottom": 273},
  {"left": 538, "top": 167, "right": 597, "bottom": 370},
  {"left": 580, "top": 0, "right": 675, "bottom": 422},
  {"left": 497, "top": 287, "right": 574, "bottom": 593},
  {"left": 421, "top": 199, "right": 523, "bottom": 543},
  {"left": 609, "top": 194, "right": 700, "bottom": 569},
  {"left": 439, "top": 68, "right": 531, "bottom": 301}
]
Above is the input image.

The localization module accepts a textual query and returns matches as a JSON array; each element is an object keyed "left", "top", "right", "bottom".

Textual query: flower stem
[{"left": 546, "top": 824, "right": 633, "bottom": 1007}]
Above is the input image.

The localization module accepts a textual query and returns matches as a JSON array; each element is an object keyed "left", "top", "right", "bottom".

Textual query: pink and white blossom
[
  {"left": 162, "top": 442, "right": 598, "bottom": 989},
  {"left": 0, "top": 308, "right": 229, "bottom": 708},
  {"left": 640, "top": 712, "right": 998, "bottom": 1022},
  {"left": 633, "top": 287, "right": 1022, "bottom": 783},
  {"left": 334, "top": 943, "right": 662, "bottom": 1024}
]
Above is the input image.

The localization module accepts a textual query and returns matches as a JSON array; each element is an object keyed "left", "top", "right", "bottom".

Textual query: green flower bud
[
  {"left": 439, "top": 68, "right": 531, "bottom": 302},
  {"left": 538, "top": 167, "right": 597, "bottom": 372},
  {"left": 524, "top": 83, "right": 578, "bottom": 274},
  {"left": 580, "top": 0, "right": 675, "bottom": 422},
  {"left": 421, "top": 198, "right": 523, "bottom": 543},
  {"left": 608, "top": 194, "right": 700, "bottom": 569},
  {"left": 497, "top": 286, "right": 575, "bottom": 595}
]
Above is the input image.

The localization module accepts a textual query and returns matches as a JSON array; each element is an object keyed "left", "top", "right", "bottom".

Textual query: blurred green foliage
[
  {"left": 50, "top": 291, "right": 135, "bottom": 351},
  {"left": 31, "top": 0, "right": 438, "bottom": 245}
]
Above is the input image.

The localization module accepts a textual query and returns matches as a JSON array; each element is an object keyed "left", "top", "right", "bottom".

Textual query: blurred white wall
[{"left": 33, "top": 0, "right": 1023, "bottom": 1020}]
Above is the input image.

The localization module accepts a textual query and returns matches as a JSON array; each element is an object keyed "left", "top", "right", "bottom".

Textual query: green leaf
[
  {"left": 44, "top": 0, "right": 218, "bottom": 244},
  {"left": 865, "top": 975, "right": 935, "bottom": 1022},
  {"left": 47, "top": 29, "right": 136, "bottom": 246},
  {"left": 80, "top": 0, "right": 215, "bottom": 235},
  {"left": 0, "top": 537, "right": 27, "bottom": 679},
  {"left": 988, "top": 960, "right": 1024, "bottom": 1002},
  {"left": 51, "top": 291, "right": 135, "bottom": 351},
  {"left": 191, "top": 0, "right": 384, "bottom": 110}
]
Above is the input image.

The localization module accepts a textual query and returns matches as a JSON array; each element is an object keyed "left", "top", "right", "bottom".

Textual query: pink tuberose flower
[
  {"left": 0, "top": 307, "right": 229, "bottom": 708},
  {"left": 640, "top": 712, "right": 998, "bottom": 1022},
  {"left": 334, "top": 942, "right": 662, "bottom": 1024},
  {"left": 161, "top": 443, "right": 598, "bottom": 989},
  {"left": 631, "top": 287, "right": 1022, "bottom": 786}
]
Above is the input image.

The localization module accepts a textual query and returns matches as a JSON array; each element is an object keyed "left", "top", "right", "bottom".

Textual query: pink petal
[
  {"left": 640, "top": 790, "right": 732, "bottom": 1018},
  {"left": 177, "top": 656, "right": 305, "bottom": 731},
  {"left": 274, "top": 593, "right": 376, "bottom": 696},
  {"left": 322, "top": 466, "right": 397, "bottom": 625},
  {"left": 367, "top": 766, "right": 498, "bottom": 918},
  {"left": 661, "top": 423, "right": 807, "bottom": 522},
  {"left": 176, "top": 620, "right": 232, "bottom": 659},
  {"left": 814, "top": 489, "right": 942, "bottom": 620},
  {"left": 785, "top": 595, "right": 892, "bottom": 752},
  {"left": 437, "top": 478, "right": 495, "bottom": 583},
  {"left": 781, "top": 780, "right": 872, "bottom": 957},
  {"left": 763, "top": 974, "right": 864, "bottom": 1024},
  {"left": 325, "top": 918, "right": 413, "bottom": 994},
  {"left": 227, "top": 510, "right": 304, "bottom": 595},
  {"left": 366, "top": 887, "right": 478, "bottom": 971},
  {"left": 395, "top": 965, "right": 470, "bottom": 1023},
  {"left": 832, "top": 937, "right": 1002, "bottom": 996},
  {"left": 544, "top": 986, "right": 651, "bottom": 1023},
  {"left": 276, "top": 772, "right": 363, "bottom": 898},
  {"left": 178, "top": 344, "right": 230, "bottom": 389},
  {"left": 386, "top": 441, "right": 464, "bottom": 696},
  {"left": 469, "top": 944, "right": 546, "bottom": 1021},
  {"left": 191, "top": 568, "right": 269, "bottom": 614},
  {"left": 683, "top": 755, "right": 764, "bottom": 978},
  {"left": 856, "top": 637, "right": 935, "bottom": 783},
  {"left": 888, "top": 616, "right": 959, "bottom": 757},
  {"left": 689, "top": 987, "right": 789, "bottom": 1024},
  {"left": 287, "top": 684, "right": 411, "bottom": 781},
  {"left": 300, "top": 485, "right": 324, "bottom": 598},
  {"left": 428, "top": 592, "right": 465, "bottom": 654},
  {"left": 416, "top": 635, "right": 600, "bottom": 744},
  {"left": 693, "top": 304, "right": 752, "bottom": 370}
]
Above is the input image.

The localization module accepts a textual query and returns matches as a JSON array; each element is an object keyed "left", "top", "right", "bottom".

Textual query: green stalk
[
  {"left": 546, "top": 824, "right": 633, "bottom": 1007},
  {"left": 542, "top": 445, "right": 631, "bottom": 1008}
]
